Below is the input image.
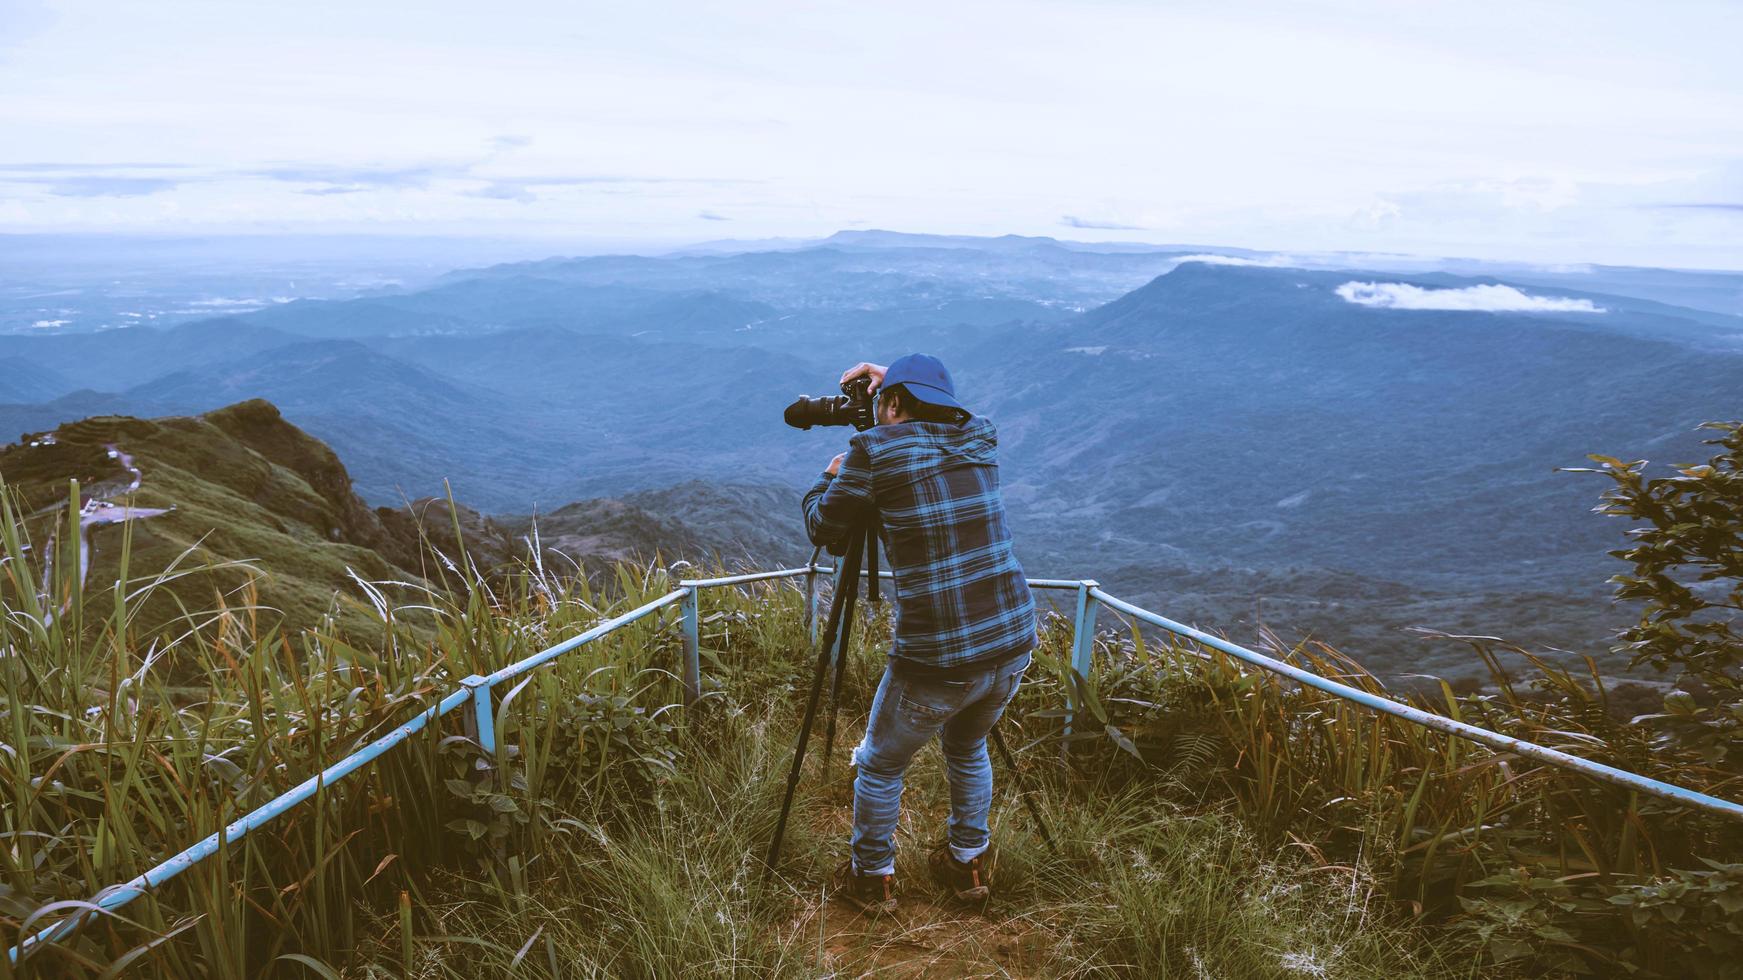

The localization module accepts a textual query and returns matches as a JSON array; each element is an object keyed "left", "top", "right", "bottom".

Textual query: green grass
[
  {"left": 3, "top": 478, "right": 1739, "bottom": 978},
  {"left": 337, "top": 697, "right": 1473, "bottom": 979}
]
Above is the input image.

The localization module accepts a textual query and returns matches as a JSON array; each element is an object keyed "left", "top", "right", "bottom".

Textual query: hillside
[
  {"left": 0, "top": 401, "right": 810, "bottom": 638},
  {"left": 497, "top": 479, "right": 809, "bottom": 574},
  {"left": 0, "top": 399, "right": 420, "bottom": 637}
]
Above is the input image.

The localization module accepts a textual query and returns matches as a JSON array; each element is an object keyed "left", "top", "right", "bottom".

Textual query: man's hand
[
  {"left": 841, "top": 362, "right": 888, "bottom": 394},
  {"left": 826, "top": 452, "right": 847, "bottom": 476}
]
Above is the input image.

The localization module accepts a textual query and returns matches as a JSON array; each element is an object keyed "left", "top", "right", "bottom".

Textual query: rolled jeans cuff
[{"left": 949, "top": 841, "right": 989, "bottom": 864}]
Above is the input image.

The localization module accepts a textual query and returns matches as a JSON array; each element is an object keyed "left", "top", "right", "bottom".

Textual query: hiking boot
[
  {"left": 928, "top": 841, "right": 991, "bottom": 904},
  {"left": 831, "top": 859, "right": 898, "bottom": 916}
]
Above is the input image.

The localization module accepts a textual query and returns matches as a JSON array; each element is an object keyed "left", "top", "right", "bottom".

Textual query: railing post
[
  {"left": 680, "top": 584, "right": 701, "bottom": 706},
  {"left": 461, "top": 674, "right": 499, "bottom": 782},
  {"left": 1063, "top": 580, "right": 1100, "bottom": 741},
  {"left": 1073, "top": 579, "right": 1100, "bottom": 684}
]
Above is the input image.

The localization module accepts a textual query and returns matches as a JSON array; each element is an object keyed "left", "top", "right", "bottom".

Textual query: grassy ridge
[
  {"left": 2, "top": 478, "right": 1739, "bottom": 977},
  {"left": 0, "top": 401, "right": 419, "bottom": 640}
]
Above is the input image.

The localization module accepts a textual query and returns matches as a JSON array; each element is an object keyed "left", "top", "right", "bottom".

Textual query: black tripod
[{"left": 763, "top": 516, "right": 1056, "bottom": 880}]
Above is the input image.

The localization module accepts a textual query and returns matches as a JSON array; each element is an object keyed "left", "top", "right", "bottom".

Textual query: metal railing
[{"left": 11, "top": 564, "right": 1743, "bottom": 964}]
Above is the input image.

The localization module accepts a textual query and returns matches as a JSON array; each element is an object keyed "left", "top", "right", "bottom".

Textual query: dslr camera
[{"left": 783, "top": 375, "right": 876, "bottom": 432}]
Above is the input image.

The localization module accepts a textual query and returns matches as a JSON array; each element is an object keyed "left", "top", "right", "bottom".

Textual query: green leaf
[
  {"left": 1489, "top": 938, "right": 1532, "bottom": 963},
  {"left": 1533, "top": 925, "right": 1577, "bottom": 943},
  {"left": 276, "top": 954, "right": 343, "bottom": 980},
  {"left": 1105, "top": 724, "right": 1142, "bottom": 760},
  {"left": 445, "top": 818, "right": 489, "bottom": 839}
]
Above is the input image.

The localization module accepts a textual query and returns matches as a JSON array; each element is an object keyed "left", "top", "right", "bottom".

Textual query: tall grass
[
  {"left": 1040, "top": 614, "right": 1743, "bottom": 974},
  {"left": 338, "top": 689, "right": 1471, "bottom": 979},
  {"left": 4, "top": 476, "right": 1737, "bottom": 977},
  {"left": 0, "top": 479, "right": 789, "bottom": 977}
]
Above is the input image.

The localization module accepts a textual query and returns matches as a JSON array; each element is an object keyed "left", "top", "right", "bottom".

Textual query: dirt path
[
  {"left": 785, "top": 890, "right": 1062, "bottom": 978},
  {"left": 769, "top": 744, "right": 1076, "bottom": 978}
]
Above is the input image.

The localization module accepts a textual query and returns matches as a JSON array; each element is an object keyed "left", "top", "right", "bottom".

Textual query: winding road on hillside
[
  {"left": 29, "top": 442, "right": 173, "bottom": 614},
  {"left": 72, "top": 445, "right": 173, "bottom": 583}
]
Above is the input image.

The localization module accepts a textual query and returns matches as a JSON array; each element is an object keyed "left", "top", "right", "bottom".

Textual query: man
[{"left": 801, "top": 352, "right": 1038, "bottom": 915}]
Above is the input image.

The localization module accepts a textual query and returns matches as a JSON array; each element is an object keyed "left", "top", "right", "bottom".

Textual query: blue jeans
[{"left": 849, "top": 650, "right": 1031, "bottom": 875}]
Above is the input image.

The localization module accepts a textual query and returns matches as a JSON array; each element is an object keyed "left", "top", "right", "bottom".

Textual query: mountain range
[{"left": 3, "top": 232, "right": 1740, "bottom": 677}]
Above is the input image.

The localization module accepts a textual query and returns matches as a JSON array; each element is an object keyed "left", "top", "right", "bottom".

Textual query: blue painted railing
[{"left": 11, "top": 563, "right": 1743, "bottom": 964}]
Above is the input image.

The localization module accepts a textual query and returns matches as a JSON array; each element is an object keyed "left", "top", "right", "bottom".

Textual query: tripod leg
[
  {"left": 827, "top": 520, "right": 877, "bottom": 748},
  {"left": 819, "top": 531, "right": 867, "bottom": 783},
  {"left": 765, "top": 530, "right": 864, "bottom": 879},
  {"left": 990, "top": 722, "right": 1058, "bottom": 855}
]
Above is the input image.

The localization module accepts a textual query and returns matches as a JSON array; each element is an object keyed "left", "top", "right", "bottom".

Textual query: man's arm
[{"left": 802, "top": 435, "right": 874, "bottom": 549}]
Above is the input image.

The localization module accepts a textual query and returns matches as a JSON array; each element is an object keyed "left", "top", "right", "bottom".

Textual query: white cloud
[
  {"left": 1062, "top": 215, "right": 1143, "bottom": 230},
  {"left": 1174, "top": 254, "right": 1304, "bottom": 268},
  {"left": 1335, "top": 281, "right": 1605, "bottom": 313},
  {"left": 30, "top": 319, "right": 70, "bottom": 328}
]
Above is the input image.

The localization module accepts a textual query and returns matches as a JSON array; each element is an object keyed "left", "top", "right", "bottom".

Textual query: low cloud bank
[
  {"left": 1174, "top": 253, "right": 1303, "bottom": 268},
  {"left": 1335, "top": 281, "right": 1605, "bottom": 313}
]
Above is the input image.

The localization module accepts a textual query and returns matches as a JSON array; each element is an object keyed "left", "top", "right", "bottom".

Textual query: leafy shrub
[
  {"left": 1454, "top": 861, "right": 1743, "bottom": 978},
  {"left": 1568, "top": 420, "right": 1743, "bottom": 769}
]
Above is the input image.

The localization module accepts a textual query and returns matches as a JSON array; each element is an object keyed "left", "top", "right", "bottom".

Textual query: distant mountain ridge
[
  {"left": 0, "top": 357, "right": 75, "bottom": 403},
  {"left": 973, "top": 263, "right": 1741, "bottom": 587},
  {"left": 3, "top": 235, "right": 1740, "bottom": 673}
]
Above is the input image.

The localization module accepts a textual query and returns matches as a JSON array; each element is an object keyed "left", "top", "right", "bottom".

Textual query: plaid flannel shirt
[{"left": 802, "top": 414, "right": 1037, "bottom": 672}]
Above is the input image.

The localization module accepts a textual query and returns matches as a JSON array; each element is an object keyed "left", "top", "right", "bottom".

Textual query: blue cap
[{"left": 882, "top": 352, "right": 965, "bottom": 411}]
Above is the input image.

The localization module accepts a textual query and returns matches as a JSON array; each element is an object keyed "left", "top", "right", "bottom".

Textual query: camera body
[{"left": 783, "top": 375, "right": 877, "bottom": 431}]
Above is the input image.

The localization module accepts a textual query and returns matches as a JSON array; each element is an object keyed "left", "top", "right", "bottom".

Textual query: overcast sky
[{"left": 2, "top": 0, "right": 1739, "bottom": 268}]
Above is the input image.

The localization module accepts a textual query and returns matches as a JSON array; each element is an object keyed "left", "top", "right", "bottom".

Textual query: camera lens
[{"left": 784, "top": 395, "right": 850, "bottom": 430}]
